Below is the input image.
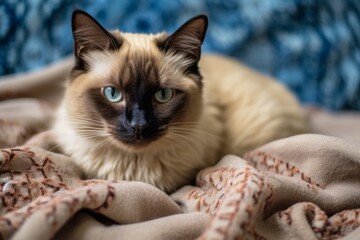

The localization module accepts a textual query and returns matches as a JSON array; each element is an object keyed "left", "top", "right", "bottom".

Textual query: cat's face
[{"left": 64, "top": 10, "right": 208, "bottom": 151}]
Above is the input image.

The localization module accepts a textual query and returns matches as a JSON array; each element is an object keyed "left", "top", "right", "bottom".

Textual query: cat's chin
[{"left": 110, "top": 136, "right": 163, "bottom": 152}]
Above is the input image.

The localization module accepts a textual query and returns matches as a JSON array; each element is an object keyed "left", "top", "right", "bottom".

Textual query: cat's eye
[
  {"left": 103, "top": 86, "right": 123, "bottom": 102},
  {"left": 154, "top": 88, "right": 174, "bottom": 103}
]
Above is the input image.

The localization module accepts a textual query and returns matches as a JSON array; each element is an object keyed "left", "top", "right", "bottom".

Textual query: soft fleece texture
[{"left": 1, "top": 59, "right": 360, "bottom": 239}]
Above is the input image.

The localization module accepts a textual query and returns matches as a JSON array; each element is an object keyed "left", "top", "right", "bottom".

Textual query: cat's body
[{"left": 49, "top": 11, "right": 308, "bottom": 192}]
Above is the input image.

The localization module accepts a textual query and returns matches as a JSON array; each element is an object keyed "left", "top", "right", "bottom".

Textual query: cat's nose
[
  {"left": 130, "top": 122, "right": 148, "bottom": 136},
  {"left": 127, "top": 104, "right": 148, "bottom": 137}
]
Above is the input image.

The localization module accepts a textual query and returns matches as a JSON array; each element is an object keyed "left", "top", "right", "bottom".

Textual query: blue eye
[
  {"left": 154, "top": 88, "right": 174, "bottom": 103},
  {"left": 103, "top": 86, "right": 122, "bottom": 102}
]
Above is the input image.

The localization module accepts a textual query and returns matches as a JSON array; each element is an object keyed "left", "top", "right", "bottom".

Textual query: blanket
[{"left": 1, "top": 59, "right": 360, "bottom": 239}]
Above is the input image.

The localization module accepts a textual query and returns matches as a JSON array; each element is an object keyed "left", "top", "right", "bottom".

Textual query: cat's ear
[
  {"left": 161, "top": 15, "right": 208, "bottom": 63},
  {"left": 72, "top": 10, "right": 120, "bottom": 58}
]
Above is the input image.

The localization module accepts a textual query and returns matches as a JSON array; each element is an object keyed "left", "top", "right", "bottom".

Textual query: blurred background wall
[{"left": 0, "top": 0, "right": 359, "bottom": 110}]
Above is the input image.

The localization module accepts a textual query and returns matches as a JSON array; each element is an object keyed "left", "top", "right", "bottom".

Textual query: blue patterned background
[{"left": 0, "top": 0, "right": 359, "bottom": 110}]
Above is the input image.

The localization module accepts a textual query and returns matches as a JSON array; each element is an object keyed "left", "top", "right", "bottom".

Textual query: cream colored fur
[
  {"left": 53, "top": 33, "right": 308, "bottom": 193},
  {"left": 200, "top": 55, "right": 308, "bottom": 156}
]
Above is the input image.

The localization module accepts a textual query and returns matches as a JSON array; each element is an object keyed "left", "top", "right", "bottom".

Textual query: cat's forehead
[
  {"left": 119, "top": 32, "right": 166, "bottom": 51},
  {"left": 81, "top": 32, "right": 197, "bottom": 91}
]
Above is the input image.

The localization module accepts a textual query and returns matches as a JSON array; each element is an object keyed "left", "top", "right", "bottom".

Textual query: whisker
[
  {"left": 47, "top": 143, "right": 65, "bottom": 153},
  {"left": 69, "top": 116, "right": 105, "bottom": 122},
  {"left": 169, "top": 126, "right": 224, "bottom": 142},
  {"left": 164, "top": 134, "right": 190, "bottom": 147}
]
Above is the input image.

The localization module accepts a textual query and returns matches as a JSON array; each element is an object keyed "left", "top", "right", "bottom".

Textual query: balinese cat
[{"left": 48, "top": 10, "right": 308, "bottom": 192}]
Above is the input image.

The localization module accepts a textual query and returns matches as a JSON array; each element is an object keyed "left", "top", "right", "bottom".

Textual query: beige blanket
[{"left": 1, "top": 59, "right": 360, "bottom": 239}]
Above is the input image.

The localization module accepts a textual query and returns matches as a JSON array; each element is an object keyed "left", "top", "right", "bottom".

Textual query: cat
[{"left": 46, "top": 10, "right": 308, "bottom": 193}]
